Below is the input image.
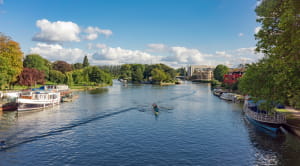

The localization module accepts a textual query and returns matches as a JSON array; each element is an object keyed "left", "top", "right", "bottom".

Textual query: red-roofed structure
[{"left": 223, "top": 68, "right": 245, "bottom": 85}]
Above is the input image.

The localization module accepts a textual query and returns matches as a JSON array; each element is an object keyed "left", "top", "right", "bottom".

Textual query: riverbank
[{"left": 277, "top": 107, "right": 300, "bottom": 137}]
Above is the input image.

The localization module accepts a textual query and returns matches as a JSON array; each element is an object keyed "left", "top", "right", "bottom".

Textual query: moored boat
[
  {"left": 17, "top": 91, "right": 60, "bottom": 111},
  {"left": 220, "top": 93, "right": 235, "bottom": 101},
  {"left": 243, "top": 98, "right": 286, "bottom": 132}
]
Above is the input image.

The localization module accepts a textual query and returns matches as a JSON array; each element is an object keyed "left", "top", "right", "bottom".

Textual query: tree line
[{"left": 0, "top": 33, "right": 112, "bottom": 89}]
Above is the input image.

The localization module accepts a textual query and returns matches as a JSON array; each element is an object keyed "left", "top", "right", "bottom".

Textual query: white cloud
[
  {"left": 87, "top": 43, "right": 107, "bottom": 50},
  {"left": 238, "top": 33, "right": 244, "bottom": 37},
  {"left": 84, "top": 26, "right": 112, "bottom": 40},
  {"left": 163, "top": 46, "right": 209, "bottom": 65},
  {"left": 33, "top": 19, "right": 81, "bottom": 43},
  {"left": 0, "top": 0, "right": 4, "bottom": 5},
  {"left": 212, "top": 47, "right": 263, "bottom": 67},
  {"left": 146, "top": 43, "right": 167, "bottom": 52},
  {"left": 255, "top": 26, "right": 261, "bottom": 34},
  {"left": 215, "top": 51, "right": 232, "bottom": 58},
  {"left": 92, "top": 46, "right": 160, "bottom": 64},
  {"left": 30, "top": 43, "right": 86, "bottom": 63}
]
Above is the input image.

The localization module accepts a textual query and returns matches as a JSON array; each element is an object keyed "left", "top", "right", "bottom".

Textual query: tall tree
[
  {"left": 83, "top": 55, "right": 89, "bottom": 68},
  {"left": 240, "top": 0, "right": 300, "bottom": 108},
  {"left": 23, "top": 54, "right": 50, "bottom": 77},
  {"left": 131, "top": 64, "right": 145, "bottom": 83},
  {"left": 213, "top": 64, "right": 229, "bottom": 82},
  {"left": 0, "top": 33, "right": 23, "bottom": 89}
]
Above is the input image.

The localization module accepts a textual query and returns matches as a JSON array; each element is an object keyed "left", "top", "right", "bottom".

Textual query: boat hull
[
  {"left": 245, "top": 113, "right": 281, "bottom": 132},
  {"left": 17, "top": 102, "right": 59, "bottom": 111}
]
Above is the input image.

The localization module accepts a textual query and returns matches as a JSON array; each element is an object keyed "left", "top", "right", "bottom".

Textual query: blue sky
[{"left": 0, "top": 0, "right": 262, "bottom": 67}]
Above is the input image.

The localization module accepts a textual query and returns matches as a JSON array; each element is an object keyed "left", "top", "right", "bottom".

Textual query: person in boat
[
  {"left": 0, "top": 140, "right": 5, "bottom": 147},
  {"left": 152, "top": 103, "right": 159, "bottom": 113}
]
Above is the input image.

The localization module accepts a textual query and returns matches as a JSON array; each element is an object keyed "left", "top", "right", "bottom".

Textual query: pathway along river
[{"left": 0, "top": 81, "right": 300, "bottom": 165}]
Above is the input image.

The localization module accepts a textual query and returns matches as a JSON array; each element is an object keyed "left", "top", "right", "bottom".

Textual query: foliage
[
  {"left": 151, "top": 68, "right": 167, "bottom": 82},
  {"left": 119, "top": 64, "right": 132, "bottom": 80},
  {"left": 83, "top": 55, "right": 89, "bottom": 68},
  {"left": 99, "top": 65, "right": 122, "bottom": 78},
  {"left": 0, "top": 33, "right": 23, "bottom": 88},
  {"left": 72, "top": 69, "right": 85, "bottom": 84},
  {"left": 65, "top": 72, "right": 73, "bottom": 86},
  {"left": 213, "top": 64, "right": 229, "bottom": 82},
  {"left": 52, "top": 60, "right": 72, "bottom": 73},
  {"left": 23, "top": 54, "right": 50, "bottom": 77},
  {"left": 131, "top": 64, "right": 145, "bottom": 83},
  {"left": 18, "top": 68, "right": 45, "bottom": 86},
  {"left": 48, "top": 70, "right": 65, "bottom": 84},
  {"left": 72, "top": 63, "right": 83, "bottom": 70},
  {"left": 176, "top": 67, "right": 187, "bottom": 76},
  {"left": 239, "top": 0, "right": 300, "bottom": 109},
  {"left": 86, "top": 66, "right": 112, "bottom": 85}
]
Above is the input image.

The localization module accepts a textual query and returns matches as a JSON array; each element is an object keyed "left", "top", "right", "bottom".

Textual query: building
[
  {"left": 187, "top": 65, "right": 215, "bottom": 81},
  {"left": 223, "top": 68, "right": 245, "bottom": 85}
]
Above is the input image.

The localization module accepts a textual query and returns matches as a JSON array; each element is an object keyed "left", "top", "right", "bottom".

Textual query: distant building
[
  {"left": 187, "top": 65, "right": 215, "bottom": 81},
  {"left": 223, "top": 68, "right": 245, "bottom": 85}
]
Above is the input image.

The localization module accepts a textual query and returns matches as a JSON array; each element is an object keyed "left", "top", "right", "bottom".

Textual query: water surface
[{"left": 0, "top": 81, "right": 300, "bottom": 165}]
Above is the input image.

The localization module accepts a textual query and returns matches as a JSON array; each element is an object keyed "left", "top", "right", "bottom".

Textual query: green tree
[
  {"left": 119, "top": 64, "right": 132, "bottom": 80},
  {"left": 239, "top": 0, "right": 300, "bottom": 108},
  {"left": 176, "top": 67, "right": 187, "bottom": 76},
  {"left": 83, "top": 55, "right": 89, "bottom": 68},
  {"left": 131, "top": 64, "right": 145, "bottom": 83},
  {"left": 213, "top": 64, "right": 229, "bottom": 82},
  {"left": 23, "top": 54, "right": 50, "bottom": 78},
  {"left": 72, "top": 63, "right": 83, "bottom": 70},
  {"left": 151, "top": 68, "right": 167, "bottom": 83},
  {"left": 86, "top": 66, "right": 112, "bottom": 85},
  {"left": 49, "top": 70, "right": 66, "bottom": 84},
  {"left": 0, "top": 33, "right": 23, "bottom": 89},
  {"left": 72, "top": 69, "right": 85, "bottom": 84}
]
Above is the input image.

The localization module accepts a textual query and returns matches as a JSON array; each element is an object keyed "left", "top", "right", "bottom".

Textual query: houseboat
[
  {"left": 243, "top": 98, "right": 286, "bottom": 132},
  {"left": 17, "top": 91, "right": 61, "bottom": 111}
]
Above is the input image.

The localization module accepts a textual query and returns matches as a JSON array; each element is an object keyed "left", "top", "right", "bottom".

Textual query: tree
[
  {"left": 86, "top": 66, "right": 112, "bottom": 85},
  {"left": 176, "top": 67, "right": 187, "bottom": 76},
  {"left": 23, "top": 54, "right": 50, "bottom": 78},
  {"left": 213, "top": 64, "right": 229, "bottom": 82},
  {"left": 131, "top": 64, "right": 145, "bottom": 83},
  {"left": 151, "top": 68, "right": 167, "bottom": 83},
  {"left": 48, "top": 70, "right": 66, "bottom": 84},
  {"left": 52, "top": 61, "right": 72, "bottom": 73},
  {"left": 239, "top": 0, "right": 300, "bottom": 109},
  {"left": 72, "top": 63, "right": 83, "bottom": 70},
  {"left": 0, "top": 33, "right": 23, "bottom": 89},
  {"left": 119, "top": 64, "right": 132, "bottom": 80},
  {"left": 83, "top": 55, "right": 89, "bottom": 68},
  {"left": 18, "top": 68, "right": 45, "bottom": 86}
]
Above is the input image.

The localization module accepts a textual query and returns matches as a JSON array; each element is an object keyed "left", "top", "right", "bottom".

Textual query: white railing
[{"left": 244, "top": 107, "right": 286, "bottom": 124}]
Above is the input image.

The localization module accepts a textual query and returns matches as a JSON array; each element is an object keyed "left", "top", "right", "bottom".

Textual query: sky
[{"left": 0, "top": 0, "right": 263, "bottom": 68}]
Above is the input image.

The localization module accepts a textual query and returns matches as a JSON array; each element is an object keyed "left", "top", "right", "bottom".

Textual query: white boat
[
  {"left": 17, "top": 91, "right": 60, "bottom": 111},
  {"left": 220, "top": 93, "right": 235, "bottom": 101}
]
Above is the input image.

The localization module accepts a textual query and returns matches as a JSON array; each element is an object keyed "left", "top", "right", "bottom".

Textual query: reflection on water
[{"left": 0, "top": 81, "right": 300, "bottom": 165}]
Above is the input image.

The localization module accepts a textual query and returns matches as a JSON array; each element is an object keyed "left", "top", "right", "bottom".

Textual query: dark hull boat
[{"left": 243, "top": 99, "right": 286, "bottom": 132}]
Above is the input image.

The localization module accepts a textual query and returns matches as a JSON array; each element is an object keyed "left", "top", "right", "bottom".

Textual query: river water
[{"left": 0, "top": 81, "right": 300, "bottom": 166}]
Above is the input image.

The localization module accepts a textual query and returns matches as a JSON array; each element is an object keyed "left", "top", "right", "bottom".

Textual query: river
[{"left": 0, "top": 81, "right": 300, "bottom": 166}]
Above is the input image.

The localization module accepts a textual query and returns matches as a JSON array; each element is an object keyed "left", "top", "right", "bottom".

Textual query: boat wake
[{"left": 0, "top": 107, "right": 137, "bottom": 151}]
